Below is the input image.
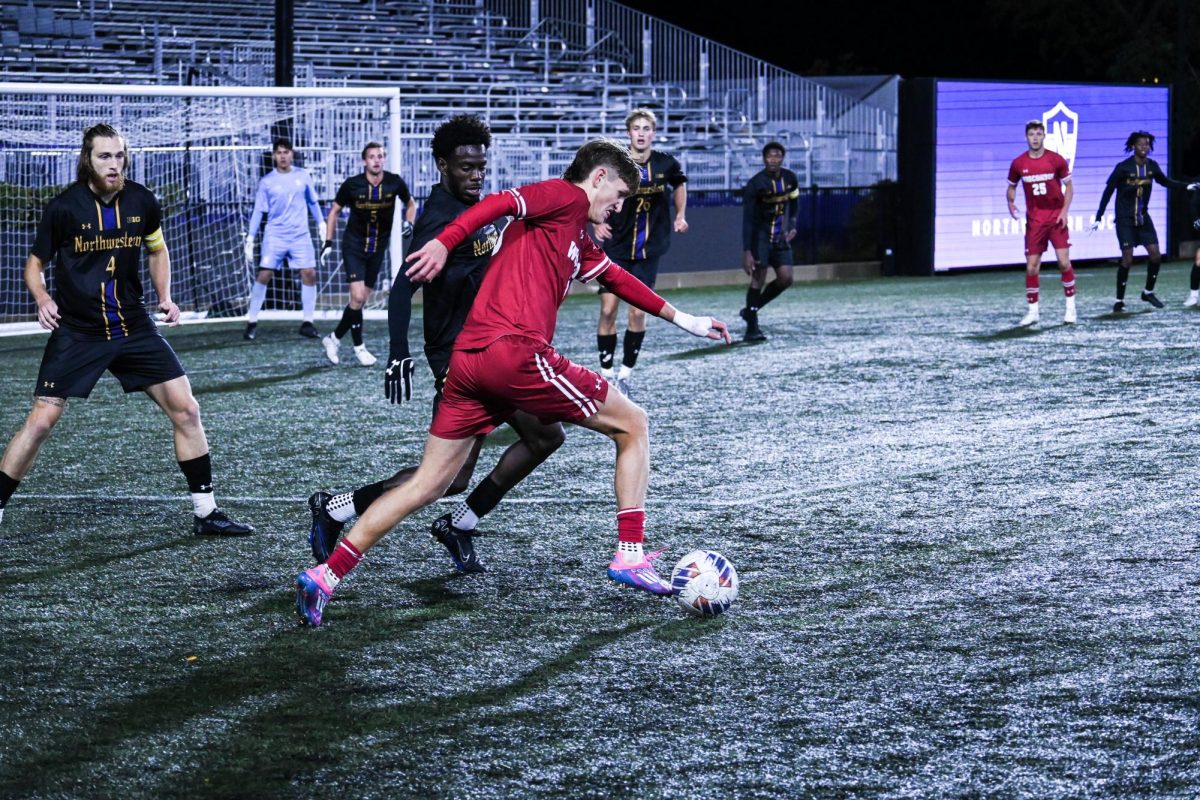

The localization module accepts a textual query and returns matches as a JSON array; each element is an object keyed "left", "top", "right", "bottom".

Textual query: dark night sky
[{"left": 620, "top": 1, "right": 1095, "bottom": 81}]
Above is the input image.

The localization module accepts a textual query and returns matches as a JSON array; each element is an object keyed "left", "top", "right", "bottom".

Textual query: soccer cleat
[
  {"left": 1063, "top": 298, "right": 1077, "bottom": 325},
  {"left": 1185, "top": 292, "right": 1199, "bottom": 308},
  {"left": 299, "top": 321, "right": 320, "bottom": 339},
  {"left": 243, "top": 322, "right": 257, "bottom": 340},
  {"left": 321, "top": 333, "right": 340, "bottom": 364},
  {"left": 430, "top": 513, "right": 486, "bottom": 573},
  {"left": 743, "top": 323, "right": 767, "bottom": 342},
  {"left": 1113, "top": 300, "right": 1126, "bottom": 313},
  {"left": 295, "top": 566, "right": 334, "bottom": 627},
  {"left": 353, "top": 344, "right": 377, "bottom": 367},
  {"left": 607, "top": 549, "right": 673, "bottom": 596},
  {"left": 1018, "top": 307, "right": 1039, "bottom": 327},
  {"left": 307, "top": 491, "right": 344, "bottom": 563},
  {"left": 194, "top": 508, "right": 255, "bottom": 536},
  {"left": 614, "top": 376, "right": 631, "bottom": 398},
  {"left": 1141, "top": 291, "right": 1164, "bottom": 309}
]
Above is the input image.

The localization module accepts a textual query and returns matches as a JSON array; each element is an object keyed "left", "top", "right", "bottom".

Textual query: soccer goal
[{"left": 0, "top": 83, "right": 402, "bottom": 332}]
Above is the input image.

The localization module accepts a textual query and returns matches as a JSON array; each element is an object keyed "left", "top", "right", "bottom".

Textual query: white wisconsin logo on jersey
[{"left": 1042, "top": 101, "right": 1079, "bottom": 172}]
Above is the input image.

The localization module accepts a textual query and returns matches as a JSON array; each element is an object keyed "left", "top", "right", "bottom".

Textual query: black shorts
[
  {"left": 1116, "top": 218, "right": 1158, "bottom": 251},
  {"left": 597, "top": 254, "right": 661, "bottom": 294},
  {"left": 749, "top": 230, "right": 794, "bottom": 268},
  {"left": 343, "top": 244, "right": 388, "bottom": 289},
  {"left": 35, "top": 326, "right": 186, "bottom": 399}
]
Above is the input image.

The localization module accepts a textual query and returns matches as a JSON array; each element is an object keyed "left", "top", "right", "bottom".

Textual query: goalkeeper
[
  {"left": 307, "top": 115, "right": 565, "bottom": 574},
  {"left": 319, "top": 142, "right": 415, "bottom": 367},
  {"left": 242, "top": 138, "right": 326, "bottom": 340}
]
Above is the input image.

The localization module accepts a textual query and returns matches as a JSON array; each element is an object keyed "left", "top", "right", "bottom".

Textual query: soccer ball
[{"left": 671, "top": 550, "right": 738, "bottom": 617}]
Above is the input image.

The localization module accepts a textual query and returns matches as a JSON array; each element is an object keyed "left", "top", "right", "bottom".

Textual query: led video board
[{"left": 934, "top": 81, "right": 1171, "bottom": 271}]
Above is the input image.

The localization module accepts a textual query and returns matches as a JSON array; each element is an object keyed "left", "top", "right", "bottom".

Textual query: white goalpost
[{"left": 0, "top": 83, "right": 402, "bottom": 332}]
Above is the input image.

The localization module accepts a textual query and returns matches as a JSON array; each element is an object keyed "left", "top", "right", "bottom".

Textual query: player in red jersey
[
  {"left": 1007, "top": 120, "right": 1077, "bottom": 326},
  {"left": 294, "top": 140, "right": 731, "bottom": 626}
]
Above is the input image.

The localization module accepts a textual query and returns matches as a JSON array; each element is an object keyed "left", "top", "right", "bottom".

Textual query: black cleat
[
  {"left": 299, "top": 321, "right": 320, "bottom": 338},
  {"left": 244, "top": 322, "right": 257, "bottom": 340},
  {"left": 307, "top": 491, "right": 344, "bottom": 563},
  {"left": 1112, "top": 301, "right": 1126, "bottom": 313},
  {"left": 1141, "top": 291, "right": 1164, "bottom": 309},
  {"left": 430, "top": 513, "right": 486, "bottom": 573},
  {"left": 194, "top": 508, "right": 254, "bottom": 536},
  {"left": 740, "top": 307, "right": 766, "bottom": 341}
]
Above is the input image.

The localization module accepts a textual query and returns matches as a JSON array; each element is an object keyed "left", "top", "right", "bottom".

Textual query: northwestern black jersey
[
  {"left": 400, "top": 184, "right": 504, "bottom": 376},
  {"left": 742, "top": 168, "right": 800, "bottom": 249},
  {"left": 30, "top": 180, "right": 165, "bottom": 340},
  {"left": 1095, "top": 156, "right": 1188, "bottom": 227},
  {"left": 601, "top": 151, "right": 686, "bottom": 261},
  {"left": 333, "top": 171, "right": 412, "bottom": 254}
]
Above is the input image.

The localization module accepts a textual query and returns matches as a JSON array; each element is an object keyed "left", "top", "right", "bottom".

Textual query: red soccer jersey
[
  {"left": 1008, "top": 150, "right": 1071, "bottom": 221},
  {"left": 435, "top": 179, "right": 614, "bottom": 350}
]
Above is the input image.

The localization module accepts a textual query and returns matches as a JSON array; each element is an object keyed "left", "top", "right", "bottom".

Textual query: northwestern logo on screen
[{"left": 1042, "top": 101, "right": 1079, "bottom": 172}]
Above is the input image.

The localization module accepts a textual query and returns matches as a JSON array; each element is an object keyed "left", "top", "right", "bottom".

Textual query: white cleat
[
  {"left": 321, "top": 333, "right": 340, "bottom": 365},
  {"left": 354, "top": 344, "right": 377, "bottom": 366},
  {"left": 1019, "top": 305, "right": 1039, "bottom": 327},
  {"left": 1185, "top": 292, "right": 1199, "bottom": 308},
  {"left": 1064, "top": 297, "right": 1077, "bottom": 325}
]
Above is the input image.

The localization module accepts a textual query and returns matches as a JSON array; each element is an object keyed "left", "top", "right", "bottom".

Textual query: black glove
[
  {"left": 1194, "top": 218, "right": 1200, "bottom": 231},
  {"left": 384, "top": 355, "right": 415, "bottom": 404}
]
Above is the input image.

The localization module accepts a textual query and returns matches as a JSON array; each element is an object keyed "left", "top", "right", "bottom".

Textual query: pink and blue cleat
[
  {"left": 295, "top": 565, "right": 335, "bottom": 626},
  {"left": 607, "top": 549, "right": 673, "bottom": 596}
]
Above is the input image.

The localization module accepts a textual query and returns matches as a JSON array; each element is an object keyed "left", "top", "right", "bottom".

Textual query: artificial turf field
[{"left": 1, "top": 261, "right": 1198, "bottom": 799}]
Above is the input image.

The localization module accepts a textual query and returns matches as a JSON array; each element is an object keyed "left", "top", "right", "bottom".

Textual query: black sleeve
[
  {"left": 334, "top": 178, "right": 354, "bottom": 208},
  {"left": 1095, "top": 166, "right": 1120, "bottom": 220},
  {"left": 665, "top": 155, "right": 686, "bottom": 188},
  {"left": 786, "top": 171, "right": 800, "bottom": 229},
  {"left": 30, "top": 199, "right": 61, "bottom": 263},
  {"left": 1150, "top": 160, "right": 1189, "bottom": 191},
  {"left": 145, "top": 189, "right": 163, "bottom": 234},
  {"left": 397, "top": 178, "right": 412, "bottom": 205},
  {"left": 742, "top": 177, "right": 756, "bottom": 251}
]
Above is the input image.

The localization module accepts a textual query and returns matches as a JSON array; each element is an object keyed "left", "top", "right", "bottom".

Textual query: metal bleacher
[{"left": 0, "top": 0, "right": 898, "bottom": 190}]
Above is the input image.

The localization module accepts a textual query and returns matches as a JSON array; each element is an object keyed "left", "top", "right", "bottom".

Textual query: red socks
[
  {"left": 1061, "top": 266, "right": 1076, "bottom": 297},
  {"left": 327, "top": 540, "right": 363, "bottom": 579},
  {"left": 1025, "top": 274, "right": 1039, "bottom": 304},
  {"left": 617, "top": 508, "right": 645, "bottom": 544}
]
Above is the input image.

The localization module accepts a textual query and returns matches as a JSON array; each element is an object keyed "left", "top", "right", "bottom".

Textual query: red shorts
[
  {"left": 1025, "top": 217, "right": 1070, "bottom": 256},
  {"left": 430, "top": 335, "right": 609, "bottom": 440}
]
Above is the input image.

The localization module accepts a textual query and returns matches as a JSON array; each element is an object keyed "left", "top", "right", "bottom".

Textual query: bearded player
[{"left": 0, "top": 124, "right": 253, "bottom": 536}]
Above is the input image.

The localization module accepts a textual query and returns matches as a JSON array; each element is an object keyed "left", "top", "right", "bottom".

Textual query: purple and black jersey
[
  {"left": 742, "top": 168, "right": 800, "bottom": 249},
  {"left": 394, "top": 184, "right": 504, "bottom": 377},
  {"left": 601, "top": 150, "right": 686, "bottom": 262},
  {"left": 31, "top": 180, "right": 163, "bottom": 340},
  {"left": 1095, "top": 156, "right": 1188, "bottom": 227},
  {"left": 334, "top": 171, "right": 412, "bottom": 254}
]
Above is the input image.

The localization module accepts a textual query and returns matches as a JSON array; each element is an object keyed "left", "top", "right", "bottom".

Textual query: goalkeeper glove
[
  {"left": 384, "top": 354, "right": 415, "bottom": 404},
  {"left": 319, "top": 240, "right": 333, "bottom": 267},
  {"left": 1194, "top": 218, "right": 1200, "bottom": 231},
  {"left": 1188, "top": 182, "right": 1200, "bottom": 191},
  {"left": 243, "top": 234, "right": 255, "bottom": 267},
  {"left": 1088, "top": 219, "right": 1100, "bottom": 233},
  {"left": 401, "top": 219, "right": 414, "bottom": 238}
]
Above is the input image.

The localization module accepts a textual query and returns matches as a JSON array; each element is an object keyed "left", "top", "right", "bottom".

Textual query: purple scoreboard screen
[{"left": 933, "top": 80, "right": 1171, "bottom": 271}]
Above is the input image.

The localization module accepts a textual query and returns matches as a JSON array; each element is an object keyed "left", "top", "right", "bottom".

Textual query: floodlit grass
[{"left": 1, "top": 262, "right": 1198, "bottom": 798}]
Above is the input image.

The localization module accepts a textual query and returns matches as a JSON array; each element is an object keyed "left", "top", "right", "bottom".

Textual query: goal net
[{"left": 0, "top": 83, "right": 402, "bottom": 329}]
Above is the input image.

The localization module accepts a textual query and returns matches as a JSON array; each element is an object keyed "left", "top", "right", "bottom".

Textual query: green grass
[{"left": 1, "top": 262, "right": 1198, "bottom": 798}]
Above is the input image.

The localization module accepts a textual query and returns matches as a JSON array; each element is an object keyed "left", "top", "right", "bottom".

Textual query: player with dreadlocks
[{"left": 1090, "top": 131, "right": 1199, "bottom": 311}]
